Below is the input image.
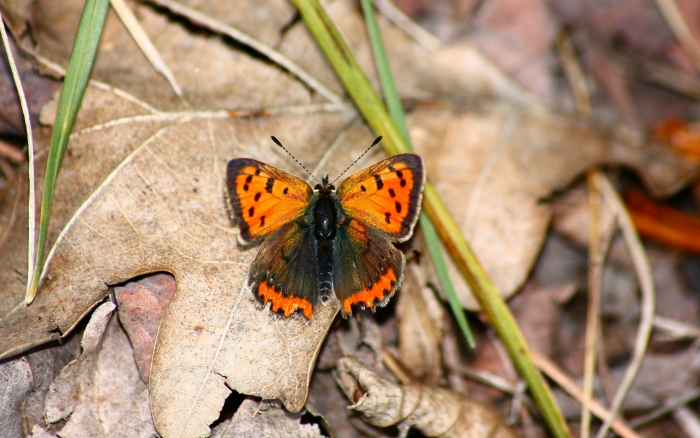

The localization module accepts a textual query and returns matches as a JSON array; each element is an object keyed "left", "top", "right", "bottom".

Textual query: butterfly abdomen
[{"left": 317, "top": 240, "right": 333, "bottom": 305}]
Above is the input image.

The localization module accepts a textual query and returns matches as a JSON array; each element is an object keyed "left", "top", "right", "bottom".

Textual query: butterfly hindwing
[
  {"left": 337, "top": 154, "right": 424, "bottom": 242},
  {"left": 333, "top": 219, "right": 405, "bottom": 316},
  {"left": 248, "top": 221, "right": 318, "bottom": 319},
  {"left": 225, "top": 158, "right": 313, "bottom": 243}
]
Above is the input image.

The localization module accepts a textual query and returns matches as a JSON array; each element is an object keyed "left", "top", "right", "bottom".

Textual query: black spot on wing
[
  {"left": 248, "top": 206, "right": 255, "bottom": 217},
  {"left": 374, "top": 175, "right": 384, "bottom": 190},
  {"left": 385, "top": 212, "right": 391, "bottom": 223},
  {"left": 388, "top": 188, "right": 395, "bottom": 197},
  {"left": 283, "top": 187, "right": 288, "bottom": 195},
  {"left": 260, "top": 216, "right": 265, "bottom": 227},
  {"left": 395, "top": 202, "right": 402, "bottom": 213},
  {"left": 254, "top": 192, "right": 261, "bottom": 202},
  {"left": 265, "top": 178, "right": 274, "bottom": 193}
]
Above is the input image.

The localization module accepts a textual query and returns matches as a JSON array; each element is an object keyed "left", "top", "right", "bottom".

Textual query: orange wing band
[
  {"left": 342, "top": 268, "right": 397, "bottom": 314},
  {"left": 257, "top": 282, "right": 313, "bottom": 319}
]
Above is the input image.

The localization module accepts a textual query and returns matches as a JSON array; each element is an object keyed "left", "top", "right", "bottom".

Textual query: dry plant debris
[
  {"left": 1, "top": 0, "right": 700, "bottom": 436},
  {"left": 336, "top": 357, "right": 516, "bottom": 437}
]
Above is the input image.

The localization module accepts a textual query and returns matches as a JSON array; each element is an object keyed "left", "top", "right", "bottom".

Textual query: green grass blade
[
  {"left": 359, "top": 0, "right": 407, "bottom": 137},
  {"left": 359, "top": 0, "right": 474, "bottom": 347},
  {"left": 26, "top": 0, "right": 110, "bottom": 304},
  {"left": 419, "top": 212, "right": 475, "bottom": 346},
  {"left": 290, "top": 1, "right": 569, "bottom": 436}
]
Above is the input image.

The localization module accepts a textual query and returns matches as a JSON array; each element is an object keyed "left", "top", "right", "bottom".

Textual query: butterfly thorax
[{"left": 312, "top": 174, "right": 338, "bottom": 240}]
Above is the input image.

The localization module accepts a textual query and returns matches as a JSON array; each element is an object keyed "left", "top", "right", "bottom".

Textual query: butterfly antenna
[
  {"left": 270, "top": 136, "right": 320, "bottom": 184},
  {"left": 331, "top": 136, "right": 383, "bottom": 185}
]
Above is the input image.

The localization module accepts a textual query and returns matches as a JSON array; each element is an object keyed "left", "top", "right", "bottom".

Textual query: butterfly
[{"left": 225, "top": 137, "right": 425, "bottom": 319}]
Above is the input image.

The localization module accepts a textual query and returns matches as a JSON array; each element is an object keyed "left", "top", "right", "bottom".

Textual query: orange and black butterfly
[{"left": 225, "top": 137, "right": 425, "bottom": 319}]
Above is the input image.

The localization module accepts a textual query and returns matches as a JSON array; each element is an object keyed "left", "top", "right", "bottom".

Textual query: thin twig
[
  {"left": 0, "top": 12, "right": 36, "bottom": 305},
  {"left": 446, "top": 362, "right": 517, "bottom": 394},
  {"left": 654, "top": 315, "right": 700, "bottom": 340},
  {"left": 595, "top": 176, "right": 656, "bottom": 438},
  {"left": 141, "top": 0, "right": 342, "bottom": 103},
  {"left": 556, "top": 29, "right": 591, "bottom": 118},
  {"left": 0, "top": 139, "right": 26, "bottom": 162},
  {"left": 380, "top": 348, "right": 414, "bottom": 384},
  {"left": 598, "top": 216, "right": 619, "bottom": 404},
  {"left": 371, "top": 0, "right": 442, "bottom": 51},
  {"left": 629, "top": 387, "right": 700, "bottom": 429},
  {"left": 655, "top": 0, "right": 700, "bottom": 73},
  {"left": 531, "top": 350, "right": 642, "bottom": 438},
  {"left": 581, "top": 171, "right": 603, "bottom": 438},
  {"left": 673, "top": 406, "right": 700, "bottom": 437},
  {"left": 111, "top": 0, "right": 184, "bottom": 99}
]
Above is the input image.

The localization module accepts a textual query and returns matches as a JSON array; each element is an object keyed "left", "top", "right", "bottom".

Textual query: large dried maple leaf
[{"left": 0, "top": 1, "right": 697, "bottom": 437}]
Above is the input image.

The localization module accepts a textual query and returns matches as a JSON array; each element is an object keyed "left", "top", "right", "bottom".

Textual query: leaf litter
[{"left": 1, "top": 0, "right": 700, "bottom": 436}]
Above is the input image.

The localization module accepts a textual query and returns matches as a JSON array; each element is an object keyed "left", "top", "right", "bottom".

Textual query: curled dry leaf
[
  {"left": 336, "top": 357, "right": 517, "bottom": 437},
  {"left": 44, "top": 301, "right": 156, "bottom": 438},
  {"left": 44, "top": 302, "right": 116, "bottom": 425},
  {"left": 22, "top": 334, "right": 82, "bottom": 435},
  {"left": 211, "top": 397, "right": 322, "bottom": 438}
]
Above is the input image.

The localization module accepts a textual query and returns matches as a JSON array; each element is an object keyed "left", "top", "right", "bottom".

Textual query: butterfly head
[{"left": 314, "top": 174, "right": 336, "bottom": 195}]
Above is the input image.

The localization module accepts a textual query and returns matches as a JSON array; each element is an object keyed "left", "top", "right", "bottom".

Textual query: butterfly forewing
[
  {"left": 225, "top": 159, "right": 312, "bottom": 243},
  {"left": 337, "top": 154, "right": 424, "bottom": 242}
]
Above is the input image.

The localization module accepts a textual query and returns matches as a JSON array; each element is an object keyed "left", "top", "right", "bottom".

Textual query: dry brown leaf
[
  {"left": 22, "top": 335, "right": 82, "bottom": 435},
  {"left": 509, "top": 281, "right": 577, "bottom": 361},
  {"left": 0, "top": 354, "right": 33, "bottom": 436},
  {"left": 0, "top": 167, "right": 28, "bottom": 316},
  {"left": 337, "top": 357, "right": 517, "bottom": 437},
  {"left": 44, "top": 301, "right": 156, "bottom": 438},
  {"left": 396, "top": 261, "right": 444, "bottom": 383},
  {"left": 114, "top": 273, "right": 176, "bottom": 382},
  {"left": 27, "top": 425, "right": 58, "bottom": 438},
  {"left": 307, "top": 370, "right": 361, "bottom": 438},
  {"left": 410, "top": 101, "right": 699, "bottom": 309},
  {"left": 211, "top": 397, "right": 322, "bottom": 438}
]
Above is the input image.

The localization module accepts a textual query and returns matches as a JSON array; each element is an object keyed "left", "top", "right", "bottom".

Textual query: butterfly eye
[{"left": 314, "top": 184, "right": 321, "bottom": 191}]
